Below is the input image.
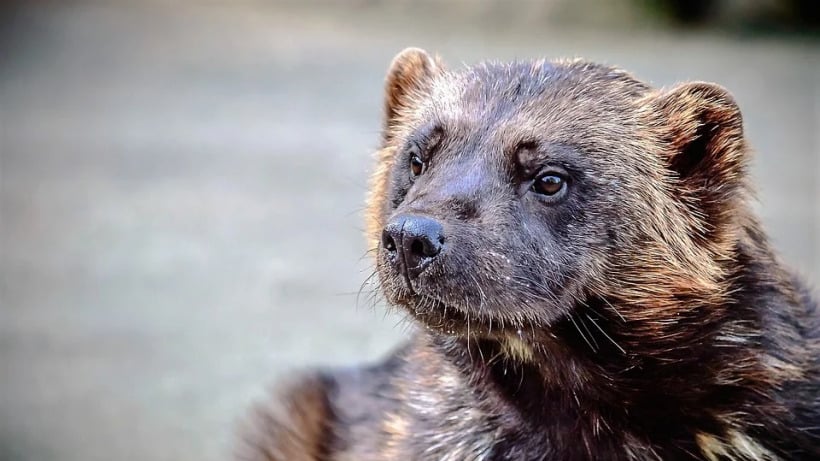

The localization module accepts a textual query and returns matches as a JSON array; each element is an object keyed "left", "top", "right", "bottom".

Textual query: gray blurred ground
[{"left": 0, "top": 2, "right": 818, "bottom": 460}]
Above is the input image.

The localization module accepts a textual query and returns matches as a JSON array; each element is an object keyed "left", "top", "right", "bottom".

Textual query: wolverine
[{"left": 239, "top": 48, "right": 819, "bottom": 460}]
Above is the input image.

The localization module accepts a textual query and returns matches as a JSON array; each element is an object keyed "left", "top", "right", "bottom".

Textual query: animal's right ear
[{"left": 382, "top": 48, "right": 441, "bottom": 145}]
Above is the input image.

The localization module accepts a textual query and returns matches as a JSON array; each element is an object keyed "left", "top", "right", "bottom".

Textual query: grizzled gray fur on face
[
  {"left": 239, "top": 48, "right": 819, "bottom": 461},
  {"left": 377, "top": 57, "right": 657, "bottom": 332}
]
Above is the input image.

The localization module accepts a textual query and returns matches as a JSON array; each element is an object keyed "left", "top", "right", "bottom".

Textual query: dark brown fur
[{"left": 239, "top": 49, "right": 819, "bottom": 460}]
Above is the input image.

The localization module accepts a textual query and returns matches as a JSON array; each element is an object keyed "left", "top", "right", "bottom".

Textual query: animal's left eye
[
  {"left": 531, "top": 173, "right": 567, "bottom": 197},
  {"left": 409, "top": 153, "right": 425, "bottom": 178}
]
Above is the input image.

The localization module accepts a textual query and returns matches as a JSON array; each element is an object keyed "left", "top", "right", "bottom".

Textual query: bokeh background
[{"left": 1, "top": 1, "right": 818, "bottom": 460}]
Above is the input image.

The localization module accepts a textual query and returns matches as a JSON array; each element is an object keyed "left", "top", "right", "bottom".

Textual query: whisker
[
  {"left": 356, "top": 270, "right": 381, "bottom": 310},
  {"left": 598, "top": 294, "right": 626, "bottom": 323},
  {"left": 585, "top": 313, "right": 626, "bottom": 354},
  {"left": 568, "top": 312, "right": 597, "bottom": 352},
  {"left": 466, "top": 311, "right": 473, "bottom": 362},
  {"left": 358, "top": 246, "right": 380, "bottom": 262},
  {"left": 577, "top": 314, "right": 599, "bottom": 350},
  {"left": 468, "top": 272, "right": 487, "bottom": 309}
]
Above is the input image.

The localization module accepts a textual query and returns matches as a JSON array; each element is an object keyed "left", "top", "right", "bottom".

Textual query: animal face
[{"left": 369, "top": 49, "right": 746, "bottom": 341}]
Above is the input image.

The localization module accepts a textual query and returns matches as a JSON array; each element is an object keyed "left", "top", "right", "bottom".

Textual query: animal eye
[
  {"left": 531, "top": 173, "right": 566, "bottom": 197},
  {"left": 409, "top": 153, "right": 425, "bottom": 178}
]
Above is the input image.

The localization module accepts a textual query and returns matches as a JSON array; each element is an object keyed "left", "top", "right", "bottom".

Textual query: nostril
[
  {"left": 382, "top": 230, "right": 397, "bottom": 252},
  {"left": 410, "top": 239, "right": 424, "bottom": 256},
  {"left": 406, "top": 234, "right": 442, "bottom": 259}
]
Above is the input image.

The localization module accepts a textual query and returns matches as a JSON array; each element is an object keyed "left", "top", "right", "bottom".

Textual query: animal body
[{"left": 239, "top": 48, "right": 819, "bottom": 460}]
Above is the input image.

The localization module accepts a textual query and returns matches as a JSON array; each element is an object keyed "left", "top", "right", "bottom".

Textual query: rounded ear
[
  {"left": 382, "top": 48, "right": 441, "bottom": 144},
  {"left": 651, "top": 82, "right": 748, "bottom": 236}
]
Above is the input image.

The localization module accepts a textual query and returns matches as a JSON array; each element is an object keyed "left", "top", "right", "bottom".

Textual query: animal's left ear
[{"left": 650, "top": 82, "right": 748, "bottom": 232}]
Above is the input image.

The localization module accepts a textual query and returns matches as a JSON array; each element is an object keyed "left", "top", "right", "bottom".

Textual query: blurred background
[{"left": 1, "top": 1, "right": 817, "bottom": 460}]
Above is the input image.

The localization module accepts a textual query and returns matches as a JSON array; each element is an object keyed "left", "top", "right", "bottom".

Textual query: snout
[{"left": 382, "top": 214, "right": 444, "bottom": 278}]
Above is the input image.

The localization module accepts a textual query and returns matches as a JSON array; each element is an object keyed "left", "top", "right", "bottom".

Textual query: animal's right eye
[
  {"left": 532, "top": 173, "right": 565, "bottom": 196},
  {"left": 409, "top": 152, "right": 425, "bottom": 178},
  {"left": 529, "top": 169, "right": 570, "bottom": 203}
]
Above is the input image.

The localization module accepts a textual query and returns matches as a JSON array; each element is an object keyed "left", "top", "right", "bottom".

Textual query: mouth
[
  {"left": 376, "top": 250, "right": 580, "bottom": 341},
  {"left": 385, "top": 286, "right": 525, "bottom": 340}
]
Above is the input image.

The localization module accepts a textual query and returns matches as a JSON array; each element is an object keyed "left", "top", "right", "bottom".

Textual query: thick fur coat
[{"left": 238, "top": 49, "right": 819, "bottom": 460}]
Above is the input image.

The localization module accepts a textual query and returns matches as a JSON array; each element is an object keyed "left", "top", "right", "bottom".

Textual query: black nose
[{"left": 382, "top": 214, "right": 444, "bottom": 277}]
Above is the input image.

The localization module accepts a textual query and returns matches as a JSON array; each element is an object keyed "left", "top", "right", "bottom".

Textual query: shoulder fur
[{"left": 236, "top": 373, "right": 336, "bottom": 461}]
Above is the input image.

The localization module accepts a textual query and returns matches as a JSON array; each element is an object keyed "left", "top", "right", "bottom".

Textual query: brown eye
[
  {"left": 409, "top": 153, "right": 424, "bottom": 178},
  {"left": 532, "top": 173, "right": 566, "bottom": 197}
]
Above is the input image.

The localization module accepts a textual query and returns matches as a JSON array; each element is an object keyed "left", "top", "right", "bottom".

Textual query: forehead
[
  {"left": 420, "top": 61, "right": 650, "bottom": 150},
  {"left": 431, "top": 61, "right": 563, "bottom": 115}
]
